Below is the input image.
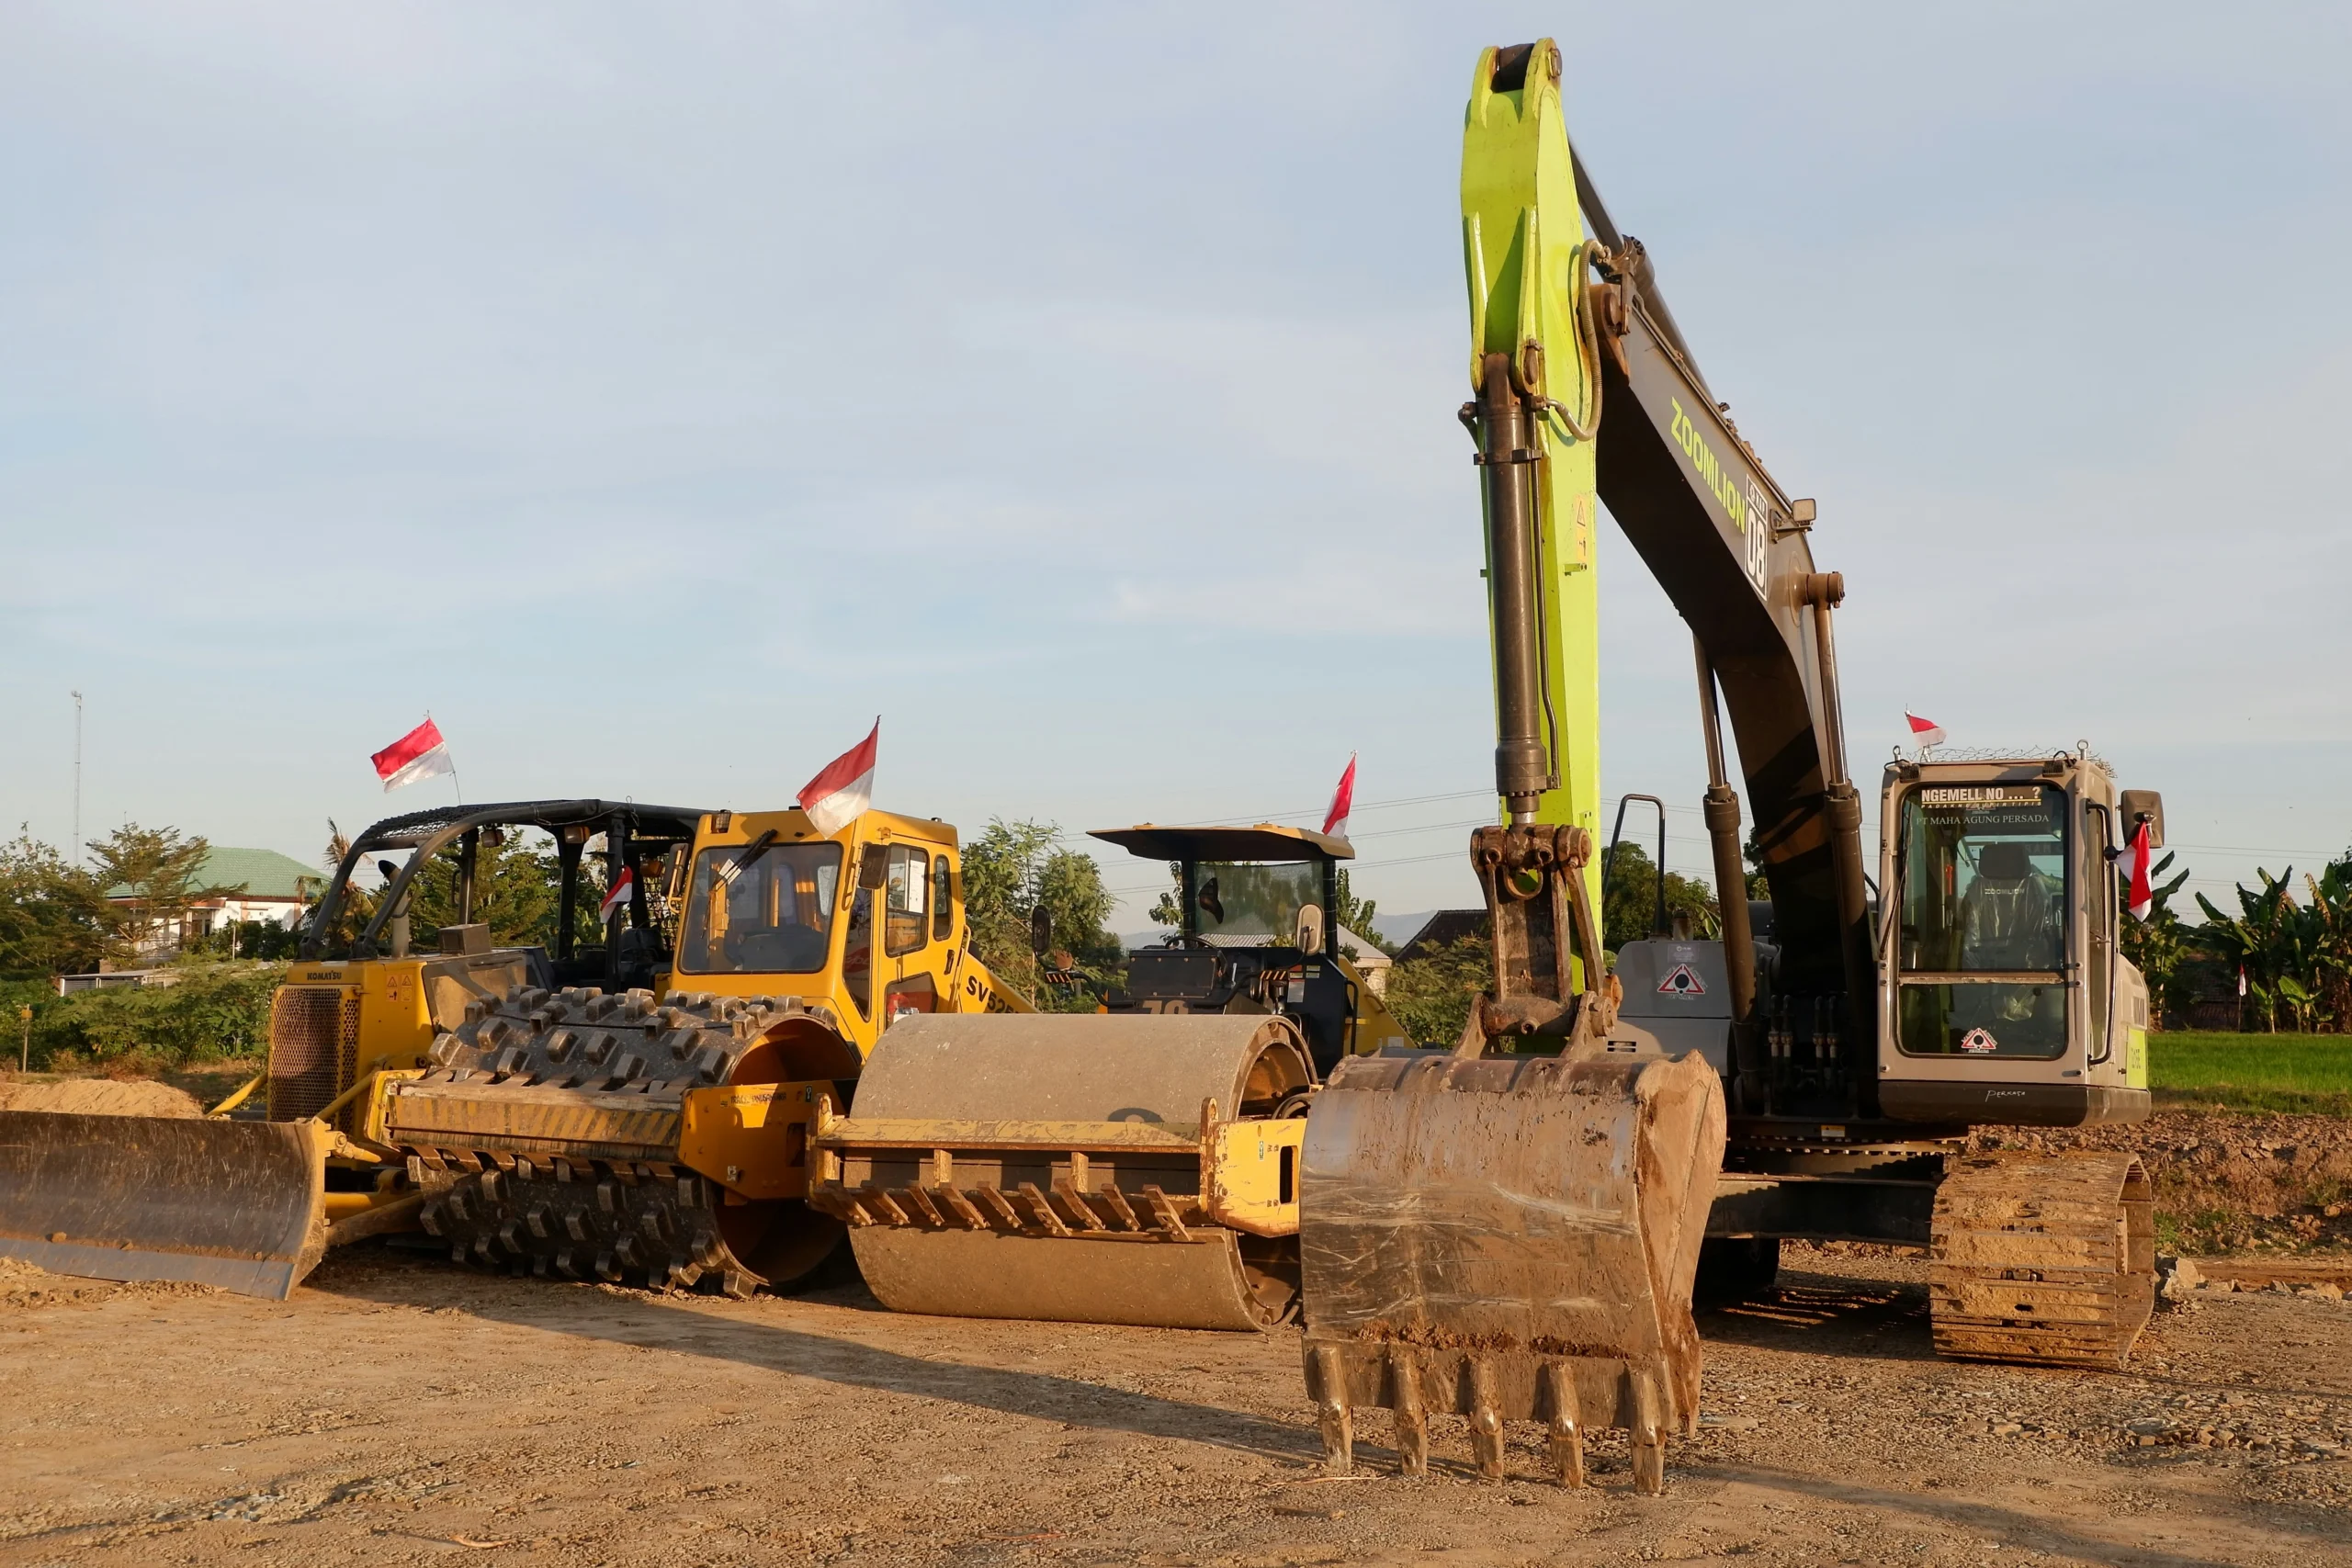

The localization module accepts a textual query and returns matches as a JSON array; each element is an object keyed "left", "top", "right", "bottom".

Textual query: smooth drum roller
[
  {"left": 812, "top": 1013, "right": 1314, "bottom": 1331},
  {"left": 1299, "top": 1048, "right": 1725, "bottom": 1492}
]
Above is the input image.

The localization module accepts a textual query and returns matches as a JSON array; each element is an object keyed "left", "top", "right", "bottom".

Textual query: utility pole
[
  {"left": 17, "top": 1006, "right": 29, "bottom": 1075},
  {"left": 71, "top": 689, "right": 84, "bottom": 866}
]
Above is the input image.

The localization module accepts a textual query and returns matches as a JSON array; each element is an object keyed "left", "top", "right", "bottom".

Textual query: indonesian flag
[
  {"left": 370, "top": 717, "right": 455, "bottom": 793},
  {"left": 599, "top": 866, "right": 635, "bottom": 923},
  {"left": 1321, "top": 754, "right": 1357, "bottom": 840},
  {"left": 2118, "top": 817, "right": 2154, "bottom": 921},
  {"left": 1905, "top": 711, "right": 1946, "bottom": 750},
  {"left": 798, "top": 718, "right": 878, "bottom": 836}
]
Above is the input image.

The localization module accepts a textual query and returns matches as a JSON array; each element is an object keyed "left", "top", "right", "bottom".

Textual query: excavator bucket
[
  {"left": 1298, "top": 1048, "right": 1724, "bottom": 1492},
  {"left": 0, "top": 1111, "right": 332, "bottom": 1300},
  {"left": 815, "top": 1013, "right": 1314, "bottom": 1331}
]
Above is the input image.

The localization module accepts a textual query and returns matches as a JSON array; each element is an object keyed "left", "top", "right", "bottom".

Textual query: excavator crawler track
[
  {"left": 1928, "top": 1151, "right": 2154, "bottom": 1371},
  {"left": 387, "top": 986, "right": 841, "bottom": 1296}
]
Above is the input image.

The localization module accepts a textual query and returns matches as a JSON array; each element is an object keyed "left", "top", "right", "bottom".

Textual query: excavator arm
[
  {"left": 1573, "top": 156, "right": 1874, "bottom": 1038},
  {"left": 1459, "top": 35, "right": 1872, "bottom": 1050}
]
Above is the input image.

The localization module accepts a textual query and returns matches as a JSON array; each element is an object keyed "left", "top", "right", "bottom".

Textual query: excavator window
[
  {"left": 675, "top": 842, "right": 841, "bottom": 976},
  {"left": 1892, "top": 783, "right": 2070, "bottom": 1059},
  {"left": 932, "top": 856, "right": 954, "bottom": 942}
]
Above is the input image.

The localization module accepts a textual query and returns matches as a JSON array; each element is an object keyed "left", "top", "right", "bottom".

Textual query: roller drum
[
  {"left": 849, "top": 1012, "right": 1309, "bottom": 1126},
  {"left": 834, "top": 1012, "right": 1312, "bottom": 1330}
]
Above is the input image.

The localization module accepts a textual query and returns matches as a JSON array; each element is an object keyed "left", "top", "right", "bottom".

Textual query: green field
[{"left": 2150, "top": 1031, "right": 2352, "bottom": 1116}]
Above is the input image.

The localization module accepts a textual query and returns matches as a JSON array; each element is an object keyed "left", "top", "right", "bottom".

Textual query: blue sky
[{"left": 3, "top": 2, "right": 2346, "bottom": 931}]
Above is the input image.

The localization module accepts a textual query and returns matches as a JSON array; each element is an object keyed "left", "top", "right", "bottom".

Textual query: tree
[
  {"left": 0, "top": 829, "right": 109, "bottom": 975},
  {"left": 1383, "top": 932, "right": 1492, "bottom": 1046},
  {"left": 1600, "top": 840, "right": 1718, "bottom": 950},
  {"left": 86, "top": 824, "right": 232, "bottom": 964},
  {"left": 2196, "top": 869, "right": 2315, "bottom": 1033},
  {"left": 404, "top": 829, "right": 581, "bottom": 950},
  {"left": 2299, "top": 858, "right": 2352, "bottom": 1031},
  {"left": 2116, "top": 850, "right": 2194, "bottom": 1028},
  {"left": 1331, "top": 869, "right": 1384, "bottom": 957},
  {"left": 311, "top": 824, "right": 379, "bottom": 953},
  {"left": 961, "top": 818, "right": 1119, "bottom": 1010}
]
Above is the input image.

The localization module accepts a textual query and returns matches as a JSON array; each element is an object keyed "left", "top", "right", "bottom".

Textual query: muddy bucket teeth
[
  {"left": 0, "top": 1111, "right": 333, "bottom": 1300},
  {"left": 1298, "top": 1049, "right": 1725, "bottom": 1493}
]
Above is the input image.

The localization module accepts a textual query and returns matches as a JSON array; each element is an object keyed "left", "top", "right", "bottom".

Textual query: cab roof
[{"left": 1088, "top": 823, "right": 1353, "bottom": 863}]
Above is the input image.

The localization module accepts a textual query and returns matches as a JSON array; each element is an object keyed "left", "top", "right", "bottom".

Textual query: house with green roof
[{"left": 107, "top": 846, "right": 327, "bottom": 953}]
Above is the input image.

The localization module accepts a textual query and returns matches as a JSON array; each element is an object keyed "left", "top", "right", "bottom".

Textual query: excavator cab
[{"left": 1876, "top": 754, "right": 2156, "bottom": 1127}]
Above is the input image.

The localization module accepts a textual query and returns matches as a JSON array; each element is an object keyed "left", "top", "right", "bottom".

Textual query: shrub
[{"left": 27, "top": 963, "right": 284, "bottom": 1071}]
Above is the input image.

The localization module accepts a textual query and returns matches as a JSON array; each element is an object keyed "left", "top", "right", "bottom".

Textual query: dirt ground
[
  {"left": 0, "top": 1078, "right": 202, "bottom": 1117},
  {"left": 1978, "top": 1110, "right": 2352, "bottom": 1256},
  {"left": 3, "top": 1238, "right": 2348, "bottom": 1568}
]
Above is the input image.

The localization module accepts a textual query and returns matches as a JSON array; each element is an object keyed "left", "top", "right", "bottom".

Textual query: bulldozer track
[
  {"left": 388, "top": 986, "right": 834, "bottom": 1298},
  {"left": 1928, "top": 1151, "right": 2154, "bottom": 1371}
]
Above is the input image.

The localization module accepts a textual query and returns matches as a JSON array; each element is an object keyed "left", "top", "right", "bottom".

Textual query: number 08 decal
[{"left": 1743, "top": 479, "right": 1771, "bottom": 594}]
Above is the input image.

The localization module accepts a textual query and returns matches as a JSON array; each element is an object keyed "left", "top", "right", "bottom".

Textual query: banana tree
[
  {"left": 2197, "top": 869, "right": 2306, "bottom": 1032},
  {"left": 2118, "top": 851, "right": 2193, "bottom": 1027}
]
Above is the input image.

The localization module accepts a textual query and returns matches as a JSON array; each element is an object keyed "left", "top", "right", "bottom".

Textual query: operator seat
[{"left": 1960, "top": 841, "right": 2058, "bottom": 972}]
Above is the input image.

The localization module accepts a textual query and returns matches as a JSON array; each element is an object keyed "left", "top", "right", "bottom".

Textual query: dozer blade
[
  {"left": 0, "top": 1111, "right": 332, "bottom": 1300},
  {"left": 1298, "top": 1049, "right": 1724, "bottom": 1491}
]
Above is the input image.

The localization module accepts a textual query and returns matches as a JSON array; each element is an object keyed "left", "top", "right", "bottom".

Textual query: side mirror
[
  {"left": 857, "top": 843, "right": 890, "bottom": 892},
  {"left": 1029, "top": 906, "right": 1053, "bottom": 956},
  {"left": 2118, "top": 789, "right": 2165, "bottom": 849},
  {"left": 1294, "top": 903, "right": 1326, "bottom": 956}
]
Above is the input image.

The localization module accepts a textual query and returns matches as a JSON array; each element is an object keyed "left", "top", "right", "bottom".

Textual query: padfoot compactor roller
[{"left": 0, "top": 799, "right": 703, "bottom": 1295}]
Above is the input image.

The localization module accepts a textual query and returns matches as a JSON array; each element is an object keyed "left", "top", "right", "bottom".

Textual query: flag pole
[{"left": 429, "top": 711, "right": 463, "bottom": 806}]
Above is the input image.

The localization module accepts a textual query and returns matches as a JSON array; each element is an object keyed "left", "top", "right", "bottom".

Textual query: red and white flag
[
  {"left": 2118, "top": 817, "right": 2154, "bottom": 921},
  {"left": 1321, "top": 754, "right": 1357, "bottom": 840},
  {"left": 798, "top": 718, "right": 878, "bottom": 836},
  {"left": 1905, "top": 711, "right": 1945, "bottom": 750},
  {"left": 370, "top": 717, "right": 455, "bottom": 793},
  {"left": 599, "top": 866, "right": 635, "bottom": 922}
]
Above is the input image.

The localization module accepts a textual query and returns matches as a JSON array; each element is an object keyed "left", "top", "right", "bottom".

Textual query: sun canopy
[{"left": 1088, "top": 823, "right": 1353, "bottom": 863}]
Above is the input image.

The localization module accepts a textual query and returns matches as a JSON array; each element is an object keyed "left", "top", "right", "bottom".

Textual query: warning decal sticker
[
  {"left": 1657, "top": 963, "right": 1707, "bottom": 997},
  {"left": 1959, "top": 1028, "right": 1998, "bottom": 1055}
]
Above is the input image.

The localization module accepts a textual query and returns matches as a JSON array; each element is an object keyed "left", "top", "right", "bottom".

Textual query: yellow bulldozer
[{"left": 0, "top": 797, "right": 1034, "bottom": 1298}]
